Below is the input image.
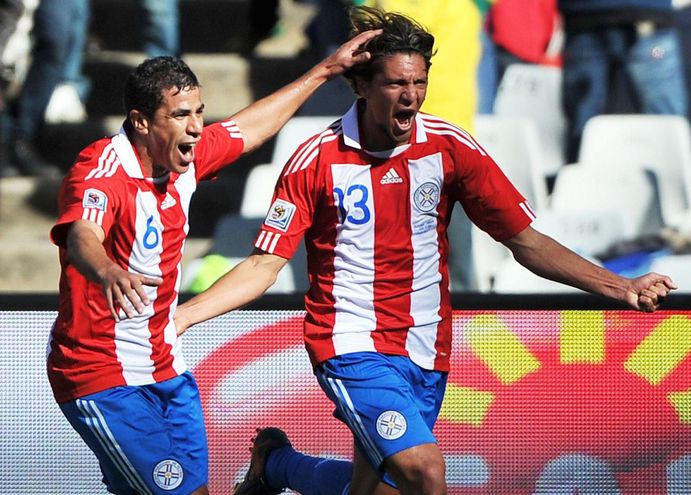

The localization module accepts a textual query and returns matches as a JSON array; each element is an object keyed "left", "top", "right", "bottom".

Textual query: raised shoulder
[
  {"left": 72, "top": 137, "right": 125, "bottom": 182},
  {"left": 419, "top": 114, "right": 488, "bottom": 156},
  {"left": 282, "top": 120, "right": 343, "bottom": 176}
]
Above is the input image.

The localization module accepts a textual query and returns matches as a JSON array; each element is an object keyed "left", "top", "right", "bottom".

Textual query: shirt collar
[
  {"left": 112, "top": 126, "right": 170, "bottom": 182},
  {"left": 340, "top": 101, "right": 428, "bottom": 153},
  {"left": 112, "top": 126, "right": 145, "bottom": 179}
]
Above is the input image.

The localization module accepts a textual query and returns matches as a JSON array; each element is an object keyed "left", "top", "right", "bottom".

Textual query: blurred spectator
[
  {"left": 44, "top": 0, "right": 89, "bottom": 124},
  {"left": 490, "top": 0, "right": 561, "bottom": 73},
  {"left": 300, "top": 0, "right": 360, "bottom": 114},
  {"left": 0, "top": 0, "right": 21, "bottom": 104},
  {"left": 3, "top": 0, "right": 74, "bottom": 178},
  {"left": 558, "top": 0, "right": 688, "bottom": 162},
  {"left": 140, "top": 0, "right": 180, "bottom": 57},
  {"left": 479, "top": 0, "right": 562, "bottom": 113},
  {"left": 0, "top": 0, "right": 22, "bottom": 178},
  {"left": 477, "top": 0, "right": 497, "bottom": 114},
  {"left": 45, "top": 0, "right": 180, "bottom": 125}
]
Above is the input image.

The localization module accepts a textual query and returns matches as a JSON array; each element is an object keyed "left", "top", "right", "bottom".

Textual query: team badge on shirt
[
  {"left": 153, "top": 459, "right": 184, "bottom": 490},
  {"left": 264, "top": 199, "right": 296, "bottom": 232},
  {"left": 83, "top": 188, "right": 107, "bottom": 211},
  {"left": 413, "top": 182, "right": 440, "bottom": 213},
  {"left": 376, "top": 410, "right": 407, "bottom": 440}
]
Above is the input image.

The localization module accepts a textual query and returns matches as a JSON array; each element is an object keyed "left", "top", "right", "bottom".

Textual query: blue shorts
[
  {"left": 315, "top": 352, "right": 448, "bottom": 485},
  {"left": 59, "top": 372, "right": 208, "bottom": 495}
]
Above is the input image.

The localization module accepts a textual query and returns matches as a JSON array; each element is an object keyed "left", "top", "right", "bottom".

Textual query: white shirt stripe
[
  {"left": 406, "top": 153, "right": 444, "bottom": 368},
  {"left": 330, "top": 163, "right": 377, "bottom": 354},
  {"left": 520, "top": 201, "right": 537, "bottom": 221},
  {"left": 85, "top": 143, "right": 117, "bottom": 180},
  {"left": 285, "top": 132, "right": 340, "bottom": 175}
]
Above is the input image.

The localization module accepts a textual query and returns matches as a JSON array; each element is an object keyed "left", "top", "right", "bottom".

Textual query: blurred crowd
[
  {"left": 0, "top": 0, "right": 687, "bottom": 178},
  {"left": 0, "top": 0, "right": 179, "bottom": 179},
  {"left": 0, "top": 0, "right": 689, "bottom": 179}
]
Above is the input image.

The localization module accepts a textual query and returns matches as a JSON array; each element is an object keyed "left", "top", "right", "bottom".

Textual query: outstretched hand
[
  {"left": 625, "top": 272, "right": 677, "bottom": 312},
  {"left": 319, "top": 29, "right": 382, "bottom": 80},
  {"left": 99, "top": 264, "right": 163, "bottom": 321}
]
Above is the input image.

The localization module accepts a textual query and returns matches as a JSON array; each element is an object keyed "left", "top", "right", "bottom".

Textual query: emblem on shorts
[
  {"left": 376, "top": 410, "right": 407, "bottom": 440},
  {"left": 413, "top": 182, "right": 440, "bottom": 213},
  {"left": 153, "top": 459, "right": 184, "bottom": 490}
]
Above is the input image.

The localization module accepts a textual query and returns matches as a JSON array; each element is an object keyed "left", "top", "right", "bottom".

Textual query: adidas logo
[
  {"left": 380, "top": 167, "right": 403, "bottom": 184},
  {"left": 161, "top": 193, "right": 177, "bottom": 210}
]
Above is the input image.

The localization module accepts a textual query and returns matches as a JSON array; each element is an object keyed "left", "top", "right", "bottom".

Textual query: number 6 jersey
[
  {"left": 255, "top": 103, "right": 535, "bottom": 372},
  {"left": 48, "top": 121, "right": 244, "bottom": 403}
]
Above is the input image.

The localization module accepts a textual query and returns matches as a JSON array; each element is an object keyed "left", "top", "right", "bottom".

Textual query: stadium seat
[
  {"left": 577, "top": 114, "right": 691, "bottom": 228},
  {"left": 470, "top": 227, "right": 511, "bottom": 292},
  {"left": 648, "top": 254, "right": 691, "bottom": 293},
  {"left": 240, "top": 163, "right": 280, "bottom": 218},
  {"left": 548, "top": 164, "right": 664, "bottom": 243},
  {"left": 493, "top": 63, "right": 567, "bottom": 177},
  {"left": 492, "top": 256, "right": 587, "bottom": 294},
  {"left": 530, "top": 210, "right": 625, "bottom": 258},
  {"left": 473, "top": 114, "right": 549, "bottom": 211},
  {"left": 471, "top": 114, "right": 550, "bottom": 292},
  {"left": 241, "top": 116, "right": 339, "bottom": 218}
]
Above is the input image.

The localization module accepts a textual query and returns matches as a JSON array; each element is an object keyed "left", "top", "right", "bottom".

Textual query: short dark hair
[
  {"left": 123, "top": 56, "right": 200, "bottom": 119},
  {"left": 344, "top": 6, "right": 435, "bottom": 92}
]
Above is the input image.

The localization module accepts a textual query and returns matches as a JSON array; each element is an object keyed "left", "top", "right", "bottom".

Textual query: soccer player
[
  {"left": 47, "top": 30, "right": 379, "bottom": 495},
  {"left": 173, "top": 6, "right": 676, "bottom": 495}
]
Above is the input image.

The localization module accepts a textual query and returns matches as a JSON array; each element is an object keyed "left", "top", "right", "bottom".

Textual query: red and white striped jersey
[
  {"left": 255, "top": 104, "right": 535, "bottom": 371},
  {"left": 48, "top": 121, "right": 244, "bottom": 403}
]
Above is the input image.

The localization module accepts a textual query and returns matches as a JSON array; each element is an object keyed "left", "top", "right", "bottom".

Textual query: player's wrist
[{"left": 173, "top": 309, "right": 192, "bottom": 336}]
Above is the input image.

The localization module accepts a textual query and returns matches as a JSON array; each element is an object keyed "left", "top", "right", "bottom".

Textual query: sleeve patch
[
  {"left": 83, "top": 188, "right": 108, "bottom": 211},
  {"left": 264, "top": 199, "right": 296, "bottom": 232}
]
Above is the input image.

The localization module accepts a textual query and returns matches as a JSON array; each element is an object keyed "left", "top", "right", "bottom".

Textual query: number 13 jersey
[{"left": 256, "top": 103, "right": 535, "bottom": 372}]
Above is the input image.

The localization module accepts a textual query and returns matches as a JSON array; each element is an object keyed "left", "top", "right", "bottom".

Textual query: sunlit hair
[
  {"left": 344, "top": 5, "right": 435, "bottom": 94},
  {"left": 123, "top": 56, "right": 200, "bottom": 120}
]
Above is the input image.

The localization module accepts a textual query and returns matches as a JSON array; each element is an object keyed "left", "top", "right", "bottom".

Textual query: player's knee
[{"left": 393, "top": 457, "right": 446, "bottom": 494}]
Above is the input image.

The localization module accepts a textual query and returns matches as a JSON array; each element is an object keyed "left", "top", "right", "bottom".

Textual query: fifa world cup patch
[
  {"left": 83, "top": 188, "right": 107, "bottom": 211},
  {"left": 376, "top": 410, "right": 407, "bottom": 440},
  {"left": 264, "top": 199, "right": 297, "bottom": 232},
  {"left": 153, "top": 459, "right": 184, "bottom": 490}
]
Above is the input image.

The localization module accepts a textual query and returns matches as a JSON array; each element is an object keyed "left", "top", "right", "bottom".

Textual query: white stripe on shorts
[
  {"left": 76, "top": 399, "right": 153, "bottom": 495},
  {"left": 321, "top": 375, "right": 383, "bottom": 467}
]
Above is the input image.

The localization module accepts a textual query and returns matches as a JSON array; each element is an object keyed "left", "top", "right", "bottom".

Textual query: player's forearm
[
  {"left": 176, "top": 254, "right": 284, "bottom": 331},
  {"left": 66, "top": 222, "right": 117, "bottom": 285},
  {"left": 504, "top": 227, "right": 630, "bottom": 302},
  {"left": 231, "top": 68, "right": 330, "bottom": 154}
]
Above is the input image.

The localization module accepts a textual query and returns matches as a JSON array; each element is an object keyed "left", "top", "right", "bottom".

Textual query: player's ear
[{"left": 129, "top": 109, "right": 150, "bottom": 135}]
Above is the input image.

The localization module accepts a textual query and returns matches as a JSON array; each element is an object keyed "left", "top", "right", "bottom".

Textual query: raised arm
[
  {"left": 66, "top": 220, "right": 162, "bottom": 321},
  {"left": 502, "top": 226, "right": 677, "bottom": 312},
  {"left": 232, "top": 29, "right": 380, "bottom": 153},
  {"left": 174, "top": 250, "right": 289, "bottom": 335}
]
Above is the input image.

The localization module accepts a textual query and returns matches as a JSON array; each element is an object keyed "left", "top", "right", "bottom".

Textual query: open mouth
[
  {"left": 394, "top": 110, "right": 416, "bottom": 133},
  {"left": 178, "top": 143, "right": 196, "bottom": 163}
]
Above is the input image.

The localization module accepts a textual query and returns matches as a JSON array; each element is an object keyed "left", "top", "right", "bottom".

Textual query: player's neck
[{"left": 125, "top": 126, "right": 158, "bottom": 178}]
